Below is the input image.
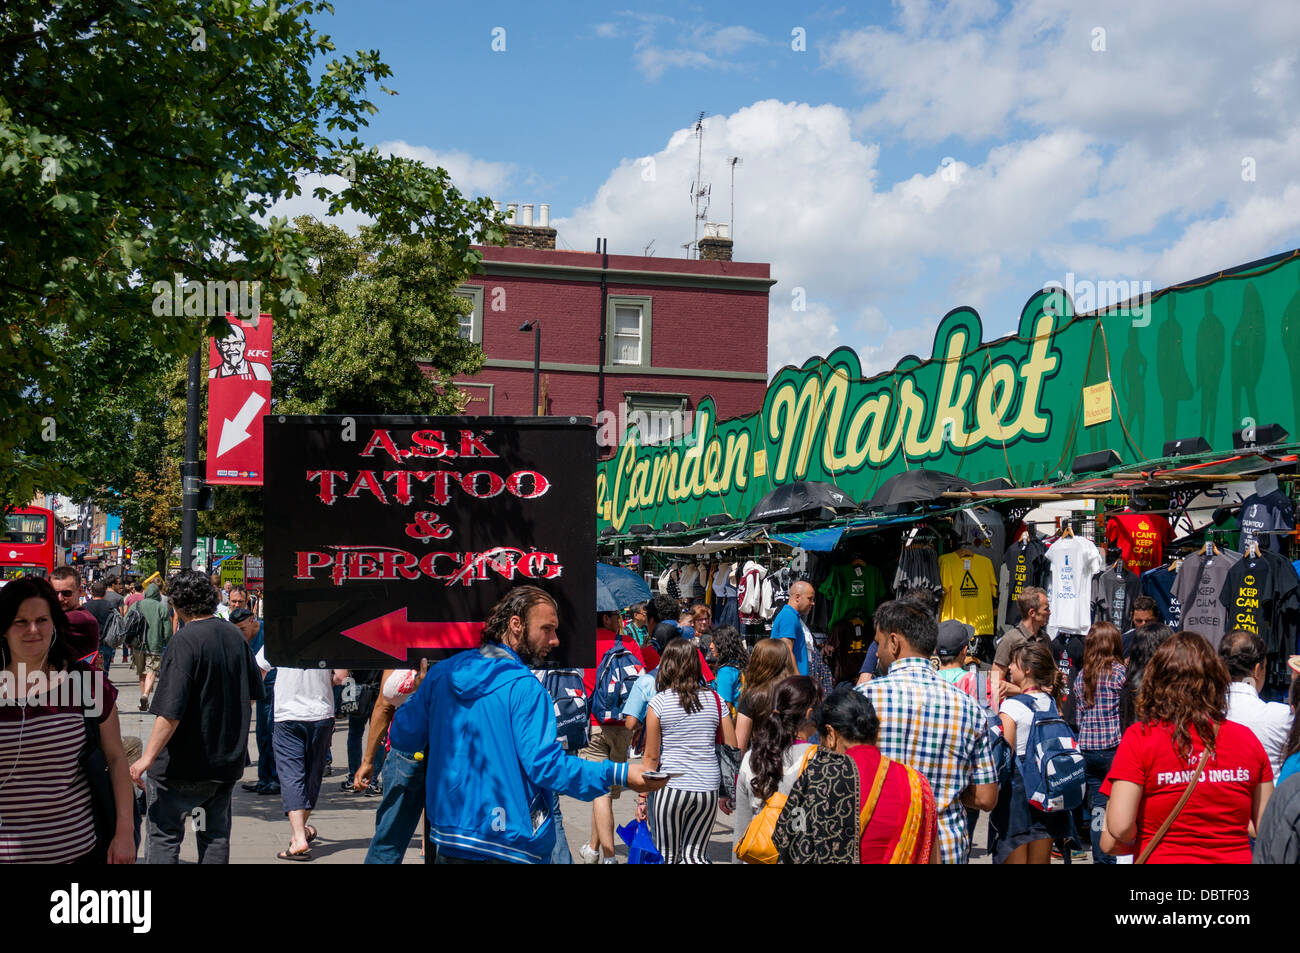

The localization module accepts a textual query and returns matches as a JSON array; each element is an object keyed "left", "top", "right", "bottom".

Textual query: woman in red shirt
[{"left": 1100, "top": 631, "right": 1273, "bottom": 863}]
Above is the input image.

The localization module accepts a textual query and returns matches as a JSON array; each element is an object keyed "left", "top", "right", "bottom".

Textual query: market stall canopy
[
  {"left": 863, "top": 469, "right": 972, "bottom": 514},
  {"left": 745, "top": 481, "right": 858, "bottom": 524},
  {"left": 643, "top": 526, "right": 772, "bottom": 555},
  {"left": 596, "top": 562, "right": 652, "bottom": 612}
]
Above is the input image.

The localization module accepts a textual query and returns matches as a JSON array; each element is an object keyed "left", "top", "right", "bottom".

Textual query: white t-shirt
[
  {"left": 256, "top": 647, "right": 334, "bottom": 722},
  {"left": 1004, "top": 690, "right": 1053, "bottom": 757},
  {"left": 1046, "top": 536, "right": 1102, "bottom": 633},
  {"left": 1226, "top": 681, "right": 1293, "bottom": 777},
  {"left": 382, "top": 669, "right": 417, "bottom": 707}
]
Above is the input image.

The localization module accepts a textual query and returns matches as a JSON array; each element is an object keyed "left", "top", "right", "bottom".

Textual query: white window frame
[
  {"left": 454, "top": 285, "right": 484, "bottom": 344},
  {"left": 606, "top": 295, "right": 652, "bottom": 369}
]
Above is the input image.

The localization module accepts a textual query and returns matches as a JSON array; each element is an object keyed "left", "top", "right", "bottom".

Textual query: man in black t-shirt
[{"left": 129, "top": 570, "right": 263, "bottom": 864}]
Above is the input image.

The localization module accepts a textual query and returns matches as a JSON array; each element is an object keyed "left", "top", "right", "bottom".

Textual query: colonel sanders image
[{"left": 209, "top": 324, "right": 271, "bottom": 380}]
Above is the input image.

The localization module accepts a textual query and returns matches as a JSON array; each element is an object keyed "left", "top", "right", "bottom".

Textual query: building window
[
  {"left": 454, "top": 285, "right": 484, "bottom": 344},
  {"left": 623, "top": 392, "right": 689, "bottom": 445},
  {"left": 606, "top": 295, "right": 652, "bottom": 368}
]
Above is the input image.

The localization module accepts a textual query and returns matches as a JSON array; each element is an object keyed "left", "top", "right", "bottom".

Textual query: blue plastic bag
[{"left": 617, "top": 818, "right": 663, "bottom": 864}]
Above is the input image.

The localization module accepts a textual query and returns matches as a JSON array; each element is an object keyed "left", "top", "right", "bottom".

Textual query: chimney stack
[
  {"left": 503, "top": 199, "right": 557, "bottom": 250},
  {"left": 698, "top": 222, "right": 733, "bottom": 261}
]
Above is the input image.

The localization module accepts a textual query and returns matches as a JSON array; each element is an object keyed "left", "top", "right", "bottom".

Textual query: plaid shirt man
[
  {"left": 1073, "top": 663, "right": 1126, "bottom": 750},
  {"left": 858, "top": 656, "right": 997, "bottom": 864}
]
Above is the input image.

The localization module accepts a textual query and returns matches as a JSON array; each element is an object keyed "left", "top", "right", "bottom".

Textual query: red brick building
[{"left": 451, "top": 205, "right": 773, "bottom": 442}]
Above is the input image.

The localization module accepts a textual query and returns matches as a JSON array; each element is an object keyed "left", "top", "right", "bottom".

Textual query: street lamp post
[{"left": 519, "top": 320, "right": 541, "bottom": 415}]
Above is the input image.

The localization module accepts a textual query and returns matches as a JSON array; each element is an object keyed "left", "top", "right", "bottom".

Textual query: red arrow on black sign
[{"left": 340, "top": 608, "right": 484, "bottom": 659}]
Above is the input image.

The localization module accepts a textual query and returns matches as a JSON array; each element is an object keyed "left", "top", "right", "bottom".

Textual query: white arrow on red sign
[{"left": 217, "top": 392, "right": 267, "bottom": 457}]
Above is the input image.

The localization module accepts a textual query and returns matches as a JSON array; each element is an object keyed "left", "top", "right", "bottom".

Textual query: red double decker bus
[{"left": 0, "top": 506, "right": 66, "bottom": 582}]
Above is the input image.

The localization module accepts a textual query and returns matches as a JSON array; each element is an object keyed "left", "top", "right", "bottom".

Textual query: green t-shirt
[{"left": 818, "top": 561, "right": 886, "bottom": 627}]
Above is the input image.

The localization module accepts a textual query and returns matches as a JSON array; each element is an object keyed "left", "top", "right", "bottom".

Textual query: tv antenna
[
  {"left": 643, "top": 239, "right": 655, "bottom": 256},
  {"left": 688, "top": 111, "right": 710, "bottom": 258},
  {"left": 728, "top": 155, "right": 743, "bottom": 239}
]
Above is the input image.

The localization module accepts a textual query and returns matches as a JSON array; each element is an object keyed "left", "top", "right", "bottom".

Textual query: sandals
[
  {"left": 305, "top": 825, "right": 318, "bottom": 844},
  {"left": 276, "top": 847, "right": 313, "bottom": 862}
]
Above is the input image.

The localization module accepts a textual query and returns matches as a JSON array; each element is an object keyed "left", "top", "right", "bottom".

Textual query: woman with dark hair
[
  {"left": 732, "top": 676, "right": 819, "bottom": 863},
  {"left": 1120, "top": 624, "right": 1174, "bottom": 730},
  {"left": 773, "top": 686, "right": 937, "bottom": 863},
  {"left": 0, "top": 576, "right": 135, "bottom": 863},
  {"left": 1274, "top": 679, "right": 1300, "bottom": 787},
  {"left": 992, "top": 640, "right": 1071, "bottom": 864},
  {"left": 1101, "top": 632, "right": 1274, "bottom": 863},
  {"left": 735, "top": 638, "right": 797, "bottom": 751},
  {"left": 1073, "top": 621, "right": 1126, "bottom": 864},
  {"left": 709, "top": 625, "right": 748, "bottom": 718},
  {"left": 1220, "top": 629, "right": 1293, "bottom": 777},
  {"left": 639, "top": 637, "right": 737, "bottom": 863}
]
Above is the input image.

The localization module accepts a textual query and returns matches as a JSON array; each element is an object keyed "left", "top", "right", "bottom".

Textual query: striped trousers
[{"left": 649, "top": 787, "right": 719, "bottom": 864}]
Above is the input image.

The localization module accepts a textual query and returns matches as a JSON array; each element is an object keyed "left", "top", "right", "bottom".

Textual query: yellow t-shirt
[{"left": 939, "top": 550, "right": 997, "bottom": 635}]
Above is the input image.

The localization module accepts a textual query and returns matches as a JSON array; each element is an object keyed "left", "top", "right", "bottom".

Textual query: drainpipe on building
[{"left": 597, "top": 237, "right": 607, "bottom": 414}]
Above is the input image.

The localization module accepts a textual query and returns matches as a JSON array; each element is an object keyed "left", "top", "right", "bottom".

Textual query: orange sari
[{"left": 847, "top": 745, "right": 938, "bottom": 864}]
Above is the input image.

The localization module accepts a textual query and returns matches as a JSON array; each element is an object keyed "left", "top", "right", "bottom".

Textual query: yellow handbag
[{"left": 735, "top": 745, "right": 818, "bottom": 864}]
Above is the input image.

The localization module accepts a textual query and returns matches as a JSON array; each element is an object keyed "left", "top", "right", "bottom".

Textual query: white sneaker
[
  {"left": 580, "top": 844, "right": 601, "bottom": 865},
  {"left": 600, "top": 855, "right": 619, "bottom": 864}
]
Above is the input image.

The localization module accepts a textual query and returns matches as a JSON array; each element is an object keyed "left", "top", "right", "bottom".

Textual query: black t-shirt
[
  {"left": 1051, "top": 631, "right": 1086, "bottom": 728},
  {"left": 150, "top": 617, "right": 264, "bottom": 782},
  {"left": 1219, "top": 552, "right": 1300, "bottom": 653},
  {"left": 1001, "top": 539, "right": 1048, "bottom": 627},
  {"left": 82, "top": 598, "right": 116, "bottom": 635}
]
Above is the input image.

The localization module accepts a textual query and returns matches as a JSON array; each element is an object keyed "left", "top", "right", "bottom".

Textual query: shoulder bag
[{"left": 1135, "top": 744, "right": 1213, "bottom": 864}]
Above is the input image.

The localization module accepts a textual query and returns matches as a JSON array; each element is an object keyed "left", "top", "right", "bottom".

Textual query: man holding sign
[{"left": 389, "top": 586, "right": 667, "bottom": 864}]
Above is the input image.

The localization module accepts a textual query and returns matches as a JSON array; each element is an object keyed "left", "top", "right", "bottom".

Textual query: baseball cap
[
  {"left": 229, "top": 607, "right": 255, "bottom": 624},
  {"left": 935, "top": 620, "right": 974, "bottom": 659}
]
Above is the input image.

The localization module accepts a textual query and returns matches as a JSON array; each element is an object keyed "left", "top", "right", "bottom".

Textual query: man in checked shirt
[{"left": 857, "top": 599, "right": 999, "bottom": 863}]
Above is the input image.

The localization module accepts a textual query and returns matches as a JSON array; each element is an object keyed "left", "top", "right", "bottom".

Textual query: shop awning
[
  {"left": 643, "top": 526, "right": 771, "bottom": 555},
  {"left": 770, "top": 525, "right": 846, "bottom": 551}
]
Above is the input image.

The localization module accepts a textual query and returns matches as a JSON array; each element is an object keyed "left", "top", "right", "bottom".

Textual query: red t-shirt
[
  {"left": 1105, "top": 513, "right": 1171, "bottom": 575},
  {"left": 1101, "top": 720, "right": 1272, "bottom": 863}
]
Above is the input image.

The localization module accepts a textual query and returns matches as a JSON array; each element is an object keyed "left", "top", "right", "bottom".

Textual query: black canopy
[
  {"left": 745, "top": 480, "right": 858, "bottom": 524},
  {"left": 863, "top": 469, "right": 972, "bottom": 514}
]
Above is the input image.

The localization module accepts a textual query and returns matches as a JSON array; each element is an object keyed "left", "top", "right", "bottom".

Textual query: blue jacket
[{"left": 389, "top": 642, "right": 627, "bottom": 864}]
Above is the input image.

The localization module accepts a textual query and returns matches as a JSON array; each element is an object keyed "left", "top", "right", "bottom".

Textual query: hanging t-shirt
[
  {"left": 1000, "top": 537, "right": 1049, "bottom": 629},
  {"left": 1045, "top": 536, "right": 1103, "bottom": 633},
  {"left": 1140, "top": 564, "right": 1182, "bottom": 629},
  {"left": 1093, "top": 565, "right": 1142, "bottom": 631},
  {"left": 1219, "top": 553, "right": 1300, "bottom": 653},
  {"left": 1050, "top": 630, "right": 1086, "bottom": 727},
  {"left": 1172, "top": 549, "right": 1243, "bottom": 649},
  {"left": 1237, "top": 490, "right": 1297, "bottom": 555},
  {"left": 818, "top": 560, "right": 886, "bottom": 627},
  {"left": 938, "top": 550, "right": 997, "bottom": 635},
  {"left": 1101, "top": 720, "right": 1272, "bottom": 864},
  {"left": 959, "top": 507, "right": 1006, "bottom": 563},
  {"left": 1105, "top": 512, "right": 1172, "bottom": 575}
]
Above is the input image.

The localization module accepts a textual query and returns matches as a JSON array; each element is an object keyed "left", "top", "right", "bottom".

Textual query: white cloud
[
  {"left": 558, "top": 79, "right": 1300, "bottom": 378},
  {"left": 599, "top": 13, "right": 768, "bottom": 80}
]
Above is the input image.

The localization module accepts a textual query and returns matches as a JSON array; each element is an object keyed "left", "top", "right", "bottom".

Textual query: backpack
[
  {"left": 1010, "top": 694, "right": 1086, "bottom": 813},
  {"left": 590, "top": 635, "right": 643, "bottom": 724},
  {"left": 736, "top": 744, "right": 817, "bottom": 864},
  {"left": 972, "top": 669, "right": 1013, "bottom": 786},
  {"left": 102, "top": 610, "right": 127, "bottom": 649},
  {"left": 120, "top": 605, "right": 147, "bottom": 649},
  {"left": 538, "top": 668, "right": 590, "bottom": 753}
]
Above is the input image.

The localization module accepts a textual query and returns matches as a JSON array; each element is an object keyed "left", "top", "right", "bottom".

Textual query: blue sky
[{"left": 284, "top": 0, "right": 1300, "bottom": 378}]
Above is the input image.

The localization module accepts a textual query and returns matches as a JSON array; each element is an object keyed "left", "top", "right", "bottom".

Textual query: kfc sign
[{"left": 207, "top": 314, "right": 272, "bottom": 486}]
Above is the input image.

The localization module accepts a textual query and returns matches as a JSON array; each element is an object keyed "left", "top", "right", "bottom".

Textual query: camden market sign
[{"left": 596, "top": 249, "right": 1300, "bottom": 533}]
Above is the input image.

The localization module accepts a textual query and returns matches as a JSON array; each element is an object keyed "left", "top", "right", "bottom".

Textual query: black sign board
[{"left": 263, "top": 416, "right": 596, "bottom": 668}]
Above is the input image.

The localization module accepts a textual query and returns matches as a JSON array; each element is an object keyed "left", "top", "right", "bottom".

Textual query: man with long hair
[{"left": 389, "top": 585, "right": 667, "bottom": 864}]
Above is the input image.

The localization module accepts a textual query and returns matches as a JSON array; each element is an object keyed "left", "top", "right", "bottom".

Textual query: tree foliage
[{"left": 1, "top": 0, "right": 501, "bottom": 509}]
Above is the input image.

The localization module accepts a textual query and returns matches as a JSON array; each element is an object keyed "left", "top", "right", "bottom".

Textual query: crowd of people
[{"left": 1, "top": 566, "right": 1298, "bottom": 865}]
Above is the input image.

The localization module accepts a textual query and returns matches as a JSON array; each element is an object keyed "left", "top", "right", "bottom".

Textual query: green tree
[{"left": 1, "top": 0, "right": 500, "bottom": 508}]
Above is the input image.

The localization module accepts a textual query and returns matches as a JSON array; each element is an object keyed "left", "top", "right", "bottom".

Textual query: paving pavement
[{"left": 106, "top": 654, "right": 1083, "bottom": 864}]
